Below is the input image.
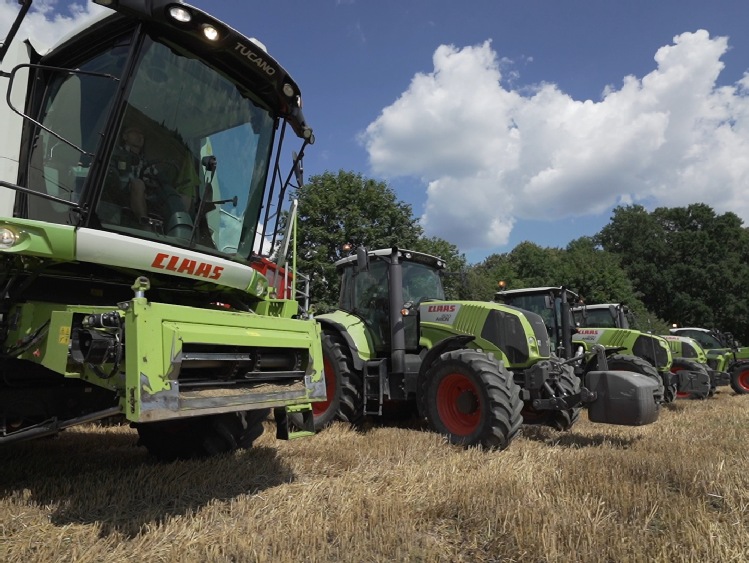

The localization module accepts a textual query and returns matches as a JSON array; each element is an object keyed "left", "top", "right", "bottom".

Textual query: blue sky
[{"left": 3, "top": 0, "right": 749, "bottom": 263}]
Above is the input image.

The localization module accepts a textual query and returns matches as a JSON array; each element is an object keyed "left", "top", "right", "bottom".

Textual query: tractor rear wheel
[
  {"left": 289, "top": 333, "right": 363, "bottom": 430},
  {"left": 730, "top": 363, "right": 749, "bottom": 395},
  {"left": 670, "top": 358, "right": 711, "bottom": 399},
  {"left": 421, "top": 349, "right": 523, "bottom": 450},
  {"left": 136, "top": 409, "right": 268, "bottom": 461},
  {"left": 606, "top": 354, "right": 667, "bottom": 403}
]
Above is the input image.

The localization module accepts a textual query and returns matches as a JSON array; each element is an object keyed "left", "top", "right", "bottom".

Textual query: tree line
[{"left": 289, "top": 170, "right": 749, "bottom": 343}]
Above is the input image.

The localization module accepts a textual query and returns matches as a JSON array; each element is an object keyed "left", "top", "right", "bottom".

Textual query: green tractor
[
  {"left": 660, "top": 334, "right": 730, "bottom": 397},
  {"left": 304, "top": 247, "right": 660, "bottom": 450},
  {"left": 495, "top": 288, "right": 710, "bottom": 403},
  {"left": 669, "top": 327, "right": 749, "bottom": 395},
  {"left": 571, "top": 303, "right": 727, "bottom": 399},
  {"left": 0, "top": 1, "right": 326, "bottom": 460}
]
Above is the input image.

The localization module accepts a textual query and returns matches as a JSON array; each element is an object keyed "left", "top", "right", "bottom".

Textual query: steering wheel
[{"left": 141, "top": 160, "right": 181, "bottom": 187}]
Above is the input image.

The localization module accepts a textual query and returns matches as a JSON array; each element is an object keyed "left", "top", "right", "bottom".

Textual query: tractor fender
[{"left": 315, "top": 316, "right": 368, "bottom": 371}]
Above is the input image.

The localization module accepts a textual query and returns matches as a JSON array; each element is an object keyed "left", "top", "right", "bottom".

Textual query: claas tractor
[
  {"left": 670, "top": 327, "right": 749, "bottom": 395},
  {"left": 0, "top": 1, "right": 325, "bottom": 460},
  {"left": 570, "top": 303, "right": 721, "bottom": 400},
  {"left": 302, "top": 247, "right": 660, "bottom": 451},
  {"left": 495, "top": 287, "right": 692, "bottom": 404}
]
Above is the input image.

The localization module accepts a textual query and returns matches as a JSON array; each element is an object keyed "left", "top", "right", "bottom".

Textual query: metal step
[{"left": 363, "top": 359, "right": 388, "bottom": 416}]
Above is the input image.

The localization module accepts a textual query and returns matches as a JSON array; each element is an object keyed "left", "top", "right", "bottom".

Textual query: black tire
[
  {"left": 670, "top": 358, "right": 711, "bottom": 400},
  {"left": 289, "top": 333, "right": 363, "bottom": 430},
  {"left": 136, "top": 409, "right": 268, "bottom": 461},
  {"left": 520, "top": 363, "right": 581, "bottom": 431},
  {"left": 421, "top": 349, "right": 523, "bottom": 450},
  {"left": 730, "top": 362, "right": 749, "bottom": 395},
  {"left": 606, "top": 354, "right": 667, "bottom": 404}
]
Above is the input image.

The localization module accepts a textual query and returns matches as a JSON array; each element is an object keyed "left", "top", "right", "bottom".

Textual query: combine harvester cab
[
  {"left": 309, "top": 248, "right": 659, "bottom": 453},
  {"left": 0, "top": 1, "right": 324, "bottom": 460}
]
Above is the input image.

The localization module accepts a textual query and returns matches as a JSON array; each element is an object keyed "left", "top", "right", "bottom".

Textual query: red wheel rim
[
  {"left": 312, "top": 354, "right": 336, "bottom": 416},
  {"left": 671, "top": 367, "right": 691, "bottom": 399},
  {"left": 738, "top": 369, "right": 749, "bottom": 392},
  {"left": 436, "top": 373, "right": 481, "bottom": 435}
]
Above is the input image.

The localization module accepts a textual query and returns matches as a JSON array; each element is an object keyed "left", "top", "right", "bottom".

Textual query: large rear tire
[
  {"left": 289, "top": 333, "right": 363, "bottom": 430},
  {"left": 730, "top": 363, "right": 749, "bottom": 395},
  {"left": 606, "top": 354, "right": 667, "bottom": 403},
  {"left": 421, "top": 349, "right": 523, "bottom": 450},
  {"left": 136, "top": 409, "right": 268, "bottom": 462}
]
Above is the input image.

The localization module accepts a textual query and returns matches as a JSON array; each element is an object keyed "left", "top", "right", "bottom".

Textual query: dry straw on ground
[{"left": 1, "top": 392, "right": 748, "bottom": 562}]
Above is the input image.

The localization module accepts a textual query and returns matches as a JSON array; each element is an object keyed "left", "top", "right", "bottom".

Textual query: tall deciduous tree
[
  {"left": 597, "top": 203, "right": 749, "bottom": 342},
  {"left": 291, "top": 170, "right": 422, "bottom": 311}
]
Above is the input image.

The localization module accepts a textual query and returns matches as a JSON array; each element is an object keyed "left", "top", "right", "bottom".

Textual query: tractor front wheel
[
  {"left": 730, "top": 363, "right": 749, "bottom": 395},
  {"left": 136, "top": 409, "right": 269, "bottom": 462},
  {"left": 421, "top": 349, "right": 523, "bottom": 450},
  {"left": 670, "top": 358, "right": 711, "bottom": 399}
]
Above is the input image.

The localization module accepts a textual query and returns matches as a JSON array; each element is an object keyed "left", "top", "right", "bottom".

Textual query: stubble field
[{"left": 1, "top": 392, "right": 748, "bottom": 563}]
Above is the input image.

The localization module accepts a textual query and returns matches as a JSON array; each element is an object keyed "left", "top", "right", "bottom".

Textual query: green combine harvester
[
  {"left": 299, "top": 247, "right": 661, "bottom": 450},
  {"left": 0, "top": 0, "right": 326, "bottom": 460}
]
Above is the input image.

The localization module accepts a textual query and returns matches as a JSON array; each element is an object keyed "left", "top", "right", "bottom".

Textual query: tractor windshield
[
  {"left": 578, "top": 308, "right": 617, "bottom": 328},
  {"left": 402, "top": 261, "right": 445, "bottom": 303}
]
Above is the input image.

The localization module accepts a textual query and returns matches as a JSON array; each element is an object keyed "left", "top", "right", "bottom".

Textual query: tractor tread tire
[
  {"left": 547, "top": 365, "right": 582, "bottom": 431},
  {"left": 730, "top": 362, "right": 749, "bottom": 395},
  {"left": 421, "top": 349, "right": 523, "bottom": 450},
  {"left": 136, "top": 409, "right": 268, "bottom": 462}
]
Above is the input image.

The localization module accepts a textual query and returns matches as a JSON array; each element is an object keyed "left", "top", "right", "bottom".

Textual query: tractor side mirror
[{"left": 355, "top": 246, "right": 369, "bottom": 273}]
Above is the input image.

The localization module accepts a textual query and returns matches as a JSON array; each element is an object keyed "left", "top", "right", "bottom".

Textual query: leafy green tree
[
  {"left": 291, "top": 170, "right": 422, "bottom": 311},
  {"left": 597, "top": 203, "right": 749, "bottom": 342}
]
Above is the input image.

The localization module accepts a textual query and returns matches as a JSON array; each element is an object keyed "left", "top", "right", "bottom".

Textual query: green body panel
[
  {"left": 7, "top": 298, "right": 324, "bottom": 423},
  {"left": 573, "top": 328, "right": 673, "bottom": 371},
  {"left": 316, "top": 309, "right": 377, "bottom": 361},
  {"left": 0, "top": 219, "right": 76, "bottom": 261},
  {"left": 661, "top": 335, "right": 708, "bottom": 365},
  {"left": 419, "top": 301, "right": 548, "bottom": 369}
]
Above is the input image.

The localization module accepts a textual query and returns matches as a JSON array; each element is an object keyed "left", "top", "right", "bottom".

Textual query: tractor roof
[{"left": 334, "top": 248, "right": 445, "bottom": 270}]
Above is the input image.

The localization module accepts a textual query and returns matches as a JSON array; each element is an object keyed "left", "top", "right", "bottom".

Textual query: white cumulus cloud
[
  {"left": 362, "top": 31, "right": 749, "bottom": 252},
  {"left": 0, "top": 1, "right": 106, "bottom": 53}
]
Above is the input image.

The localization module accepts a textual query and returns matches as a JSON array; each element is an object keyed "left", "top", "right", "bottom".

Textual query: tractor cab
[
  {"left": 335, "top": 248, "right": 446, "bottom": 356},
  {"left": 573, "top": 303, "right": 633, "bottom": 330}
]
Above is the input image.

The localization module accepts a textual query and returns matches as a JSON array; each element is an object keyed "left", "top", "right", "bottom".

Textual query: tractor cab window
[
  {"left": 679, "top": 330, "right": 723, "bottom": 350},
  {"left": 402, "top": 262, "right": 445, "bottom": 303},
  {"left": 97, "top": 36, "right": 274, "bottom": 255},
  {"left": 579, "top": 308, "right": 616, "bottom": 328},
  {"left": 25, "top": 41, "right": 128, "bottom": 223}
]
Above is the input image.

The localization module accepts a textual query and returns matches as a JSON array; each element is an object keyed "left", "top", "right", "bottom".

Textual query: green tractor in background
[
  {"left": 669, "top": 327, "right": 749, "bottom": 395},
  {"left": 302, "top": 247, "right": 660, "bottom": 450},
  {"left": 495, "top": 288, "right": 710, "bottom": 403},
  {"left": 571, "top": 303, "right": 728, "bottom": 399}
]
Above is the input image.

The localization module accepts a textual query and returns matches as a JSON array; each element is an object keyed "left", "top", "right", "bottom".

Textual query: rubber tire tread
[
  {"left": 670, "top": 358, "right": 711, "bottom": 399},
  {"left": 730, "top": 362, "right": 749, "bottom": 395},
  {"left": 546, "top": 365, "right": 582, "bottom": 431},
  {"left": 421, "top": 349, "right": 523, "bottom": 450},
  {"left": 136, "top": 409, "right": 268, "bottom": 462}
]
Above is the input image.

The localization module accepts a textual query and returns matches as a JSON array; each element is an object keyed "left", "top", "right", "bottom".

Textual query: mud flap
[
  {"left": 674, "top": 369, "right": 712, "bottom": 397},
  {"left": 585, "top": 371, "right": 660, "bottom": 426}
]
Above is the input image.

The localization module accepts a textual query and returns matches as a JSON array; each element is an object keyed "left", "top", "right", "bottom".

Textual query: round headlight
[
  {"left": 168, "top": 6, "right": 192, "bottom": 23},
  {"left": 0, "top": 227, "right": 18, "bottom": 248},
  {"left": 202, "top": 25, "right": 219, "bottom": 41}
]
